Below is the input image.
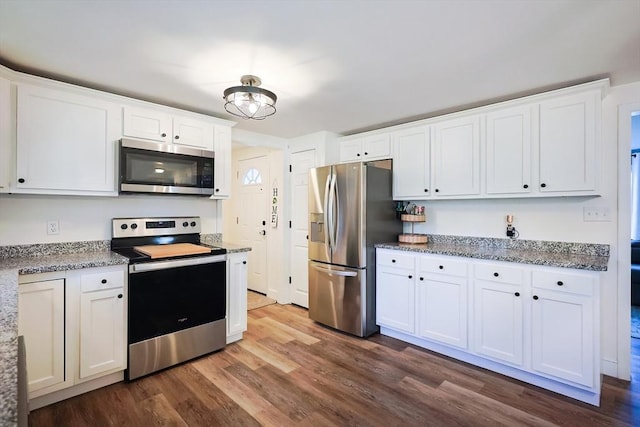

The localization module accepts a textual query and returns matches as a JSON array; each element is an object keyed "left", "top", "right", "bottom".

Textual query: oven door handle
[{"left": 130, "top": 254, "right": 226, "bottom": 273}]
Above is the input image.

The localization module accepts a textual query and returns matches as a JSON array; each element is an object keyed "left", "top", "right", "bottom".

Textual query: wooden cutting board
[{"left": 133, "top": 243, "right": 212, "bottom": 259}]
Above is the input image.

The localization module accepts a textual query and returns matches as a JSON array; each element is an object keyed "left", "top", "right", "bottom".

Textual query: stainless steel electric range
[{"left": 110, "top": 216, "right": 227, "bottom": 380}]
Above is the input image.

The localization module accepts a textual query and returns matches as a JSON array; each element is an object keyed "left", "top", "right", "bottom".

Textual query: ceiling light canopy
[{"left": 223, "top": 75, "right": 277, "bottom": 120}]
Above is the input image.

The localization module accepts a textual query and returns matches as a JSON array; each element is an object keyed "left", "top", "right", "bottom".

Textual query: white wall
[{"left": 0, "top": 194, "right": 220, "bottom": 245}]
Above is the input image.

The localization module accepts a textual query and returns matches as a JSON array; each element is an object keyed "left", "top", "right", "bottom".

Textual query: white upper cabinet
[
  {"left": 432, "top": 115, "right": 481, "bottom": 197},
  {"left": 339, "top": 132, "right": 391, "bottom": 163},
  {"left": 123, "top": 106, "right": 214, "bottom": 150},
  {"left": 16, "top": 83, "right": 120, "bottom": 195},
  {"left": 212, "top": 125, "right": 232, "bottom": 198},
  {"left": 538, "top": 91, "right": 598, "bottom": 193},
  {"left": 0, "top": 77, "right": 10, "bottom": 191},
  {"left": 392, "top": 126, "right": 430, "bottom": 199},
  {"left": 485, "top": 105, "right": 533, "bottom": 195}
]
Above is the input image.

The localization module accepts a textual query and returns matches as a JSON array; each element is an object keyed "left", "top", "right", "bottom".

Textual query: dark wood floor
[{"left": 30, "top": 304, "right": 640, "bottom": 426}]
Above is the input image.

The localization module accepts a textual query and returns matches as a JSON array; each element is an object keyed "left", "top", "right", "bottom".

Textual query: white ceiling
[{"left": 1, "top": 0, "right": 639, "bottom": 139}]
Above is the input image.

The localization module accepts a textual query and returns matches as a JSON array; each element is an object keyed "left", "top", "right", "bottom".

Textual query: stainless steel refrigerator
[{"left": 308, "top": 161, "right": 401, "bottom": 337}]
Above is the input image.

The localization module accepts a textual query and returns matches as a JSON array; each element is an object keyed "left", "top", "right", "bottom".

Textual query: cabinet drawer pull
[
  {"left": 175, "top": 135, "right": 180, "bottom": 140},
  {"left": 117, "top": 294, "right": 123, "bottom": 299},
  {"left": 364, "top": 152, "right": 368, "bottom": 156},
  {"left": 161, "top": 132, "right": 167, "bottom": 138},
  {"left": 540, "top": 183, "right": 547, "bottom": 188},
  {"left": 419, "top": 277, "right": 424, "bottom": 281},
  {"left": 392, "top": 259, "right": 396, "bottom": 263},
  {"left": 533, "top": 295, "right": 539, "bottom": 300},
  {"left": 438, "top": 265, "right": 444, "bottom": 270},
  {"left": 515, "top": 292, "right": 520, "bottom": 297},
  {"left": 424, "top": 189, "right": 429, "bottom": 192},
  {"left": 101, "top": 279, "right": 107, "bottom": 284},
  {"left": 557, "top": 281, "right": 564, "bottom": 286},
  {"left": 408, "top": 275, "right": 413, "bottom": 279},
  {"left": 493, "top": 272, "right": 499, "bottom": 277}
]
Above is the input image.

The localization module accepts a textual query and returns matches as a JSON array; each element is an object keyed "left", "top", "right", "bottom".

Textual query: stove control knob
[
  {"left": 131, "top": 223, "right": 138, "bottom": 230},
  {"left": 120, "top": 224, "right": 128, "bottom": 230},
  {"left": 190, "top": 221, "right": 196, "bottom": 227},
  {"left": 183, "top": 221, "right": 189, "bottom": 227}
]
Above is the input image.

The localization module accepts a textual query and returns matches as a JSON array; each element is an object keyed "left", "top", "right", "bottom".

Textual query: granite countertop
[
  {"left": 0, "top": 236, "right": 250, "bottom": 425},
  {"left": 0, "top": 242, "right": 129, "bottom": 427},
  {"left": 376, "top": 235, "right": 610, "bottom": 271}
]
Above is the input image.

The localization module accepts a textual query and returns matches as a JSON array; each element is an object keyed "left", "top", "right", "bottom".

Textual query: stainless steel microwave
[{"left": 119, "top": 138, "right": 214, "bottom": 196}]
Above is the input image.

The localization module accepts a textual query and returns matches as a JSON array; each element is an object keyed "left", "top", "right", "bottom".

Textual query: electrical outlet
[
  {"left": 47, "top": 220, "right": 59, "bottom": 235},
  {"left": 583, "top": 207, "right": 611, "bottom": 222}
]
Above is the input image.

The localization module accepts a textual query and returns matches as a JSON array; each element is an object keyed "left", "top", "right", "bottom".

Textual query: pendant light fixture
[{"left": 223, "top": 75, "right": 277, "bottom": 120}]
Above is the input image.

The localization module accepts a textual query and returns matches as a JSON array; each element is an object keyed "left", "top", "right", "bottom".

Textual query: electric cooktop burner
[{"left": 110, "top": 216, "right": 226, "bottom": 263}]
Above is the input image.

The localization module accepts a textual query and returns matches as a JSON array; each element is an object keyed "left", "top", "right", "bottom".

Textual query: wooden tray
[
  {"left": 400, "top": 214, "right": 426, "bottom": 222},
  {"left": 398, "top": 234, "right": 428, "bottom": 244},
  {"left": 134, "top": 243, "right": 212, "bottom": 259}
]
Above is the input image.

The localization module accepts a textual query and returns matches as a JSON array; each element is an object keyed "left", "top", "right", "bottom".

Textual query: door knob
[{"left": 259, "top": 230, "right": 266, "bottom": 236}]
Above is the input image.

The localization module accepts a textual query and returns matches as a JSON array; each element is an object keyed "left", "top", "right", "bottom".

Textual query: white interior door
[
  {"left": 237, "top": 156, "right": 269, "bottom": 294},
  {"left": 290, "top": 149, "right": 316, "bottom": 307}
]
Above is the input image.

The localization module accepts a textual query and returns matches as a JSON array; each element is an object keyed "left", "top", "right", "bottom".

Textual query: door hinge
[
  {"left": 236, "top": 217, "right": 239, "bottom": 224},
  {"left": 289, "top": 276, "right": 292, "bottom": 284},
  {"left": 289, "top": 165, "right": 292, "bottom": 172}
]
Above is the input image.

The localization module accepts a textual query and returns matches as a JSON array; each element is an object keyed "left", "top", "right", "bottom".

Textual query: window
[{"left": 242, "top": 168, "right": 262, "bottom": 185}]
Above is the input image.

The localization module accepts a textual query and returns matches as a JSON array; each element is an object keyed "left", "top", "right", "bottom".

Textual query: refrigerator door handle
[
  {"left": 327, "top": 172, "right": 337, "bottom": 250},
  {"left": 310, "top": 264, "right": 358, "bottom": 277},
  {"left": 323, "top": 173, "right": 331, "bottom": 249}
]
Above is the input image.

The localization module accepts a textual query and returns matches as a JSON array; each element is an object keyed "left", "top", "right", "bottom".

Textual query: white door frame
[{"left": 616, "top": 102, "right": 639, "bottom": 380}]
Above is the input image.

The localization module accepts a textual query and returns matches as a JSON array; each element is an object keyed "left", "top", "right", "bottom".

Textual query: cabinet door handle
[
  {"left": 557, "top": 281, "right": 564, "bottom": 286},
  {"left": 215, "top": 188, "right": 220, "bottom": 192},
  {"left": 533, "top": 295, "right": 539, "bottom": 300},
  {"left": 523, "top": 184, "right": 529, "bottom": 189},
  {"left": 435, "top": 189, "right": 440, "bottom": 193},
  {"left": 515, "top": 292, "right": 520, "bottom": 297},
  {"left": 242, "top": 261, "right": 247, "bottom": 264},
  {"left": 117, "top": 294, "right": 123, "bottom": 299},
  {"left": 161, "top": 132, "right": 167, "bottom": 138},
  {"left": 101, "top": 279, "right": 107, "bottom": 284},
  {"left": 493, "top": 272, "right": 499, "bottom": 277},
  {"left": 419, "top": 277, "right": 424, "bottom": 281},
  {"left": 364, "top": 152, "right": 368, "bottom": 156},
  {"left": 540, "top": 183, "right": 547, "bottom": 188},
  {"left": 392, "top": 259, "right": 396, "bottom": 263},
  {"left": 424, "top": 189, "right": 429, "bottom": 192},
  {"left": 175, "top": 135, "right": 180, "bottom": 140},
  {"left": 18, "top": 178, "right": 25, "bottom": 183},
  {"left": 356, "top": 153, "right": 361, "bottom": 157},
  {"left": 438, "top": 265, "right": 444, "bottom": 270},
  {"left": 408, "top": 275, "right": 413, "bottom": 279}
]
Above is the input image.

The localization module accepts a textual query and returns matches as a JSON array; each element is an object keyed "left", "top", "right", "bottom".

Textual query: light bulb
[{"left": 248, "top": 101, "right": 259, "bottom": 114}]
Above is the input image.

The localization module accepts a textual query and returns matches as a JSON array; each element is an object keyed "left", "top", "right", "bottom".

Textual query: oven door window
[
  {"left": 128, "top": 261, "right": 226, "bottom": 343},
  {"left": 123, "top": 148, "right": 206, "bottom": 187}
]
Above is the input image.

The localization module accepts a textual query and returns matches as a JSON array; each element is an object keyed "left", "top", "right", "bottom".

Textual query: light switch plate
[{"left": 583, "top": 207, "right": 611, "bottom": 222}]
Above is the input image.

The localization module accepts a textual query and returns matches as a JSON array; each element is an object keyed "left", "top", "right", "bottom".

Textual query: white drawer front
[
  {"left": 377, "top": 250, "right": 415, "bottom": 269},
  {"left": 419, "top": 256, "right": 467, "bottom": 277},
  {"left": 81, "top": 269, "right": 125, "bottom": 293},
  {"left": 474, "top": 262, "right": 524, "bottom": 285},
  {"left": 531, "top": 269, "right": 594, "bottom": 296}
]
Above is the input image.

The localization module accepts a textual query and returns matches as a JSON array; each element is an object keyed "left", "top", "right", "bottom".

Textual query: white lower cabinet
[
  {"left": 530, "top": 270, "right": 595, "bottom": 387},
  {"left": 416, "top": 257, "right": 468, "bottom": 349},
  {"left": 78, "top": 269, "right": 125, "bottom": 379},
  {"left": 18, "top": 278, "right": 66, "bottom": 394},
  {"left": 227, "top": 252, "right": 248, "bottom": 343},
  {"left": 376, "top": 251, "right": 415, "bottom": 334},
  {"left": 376, "top": 248, "right": 601, "bottom": 405},
  {"left": 18, "top": 266, "right": 127, "bottom": 406}
]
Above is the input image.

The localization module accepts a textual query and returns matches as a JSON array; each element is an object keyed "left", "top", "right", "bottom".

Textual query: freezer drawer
[{"left": 308, "top": 261, "right": 373, "bottom": 337}]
